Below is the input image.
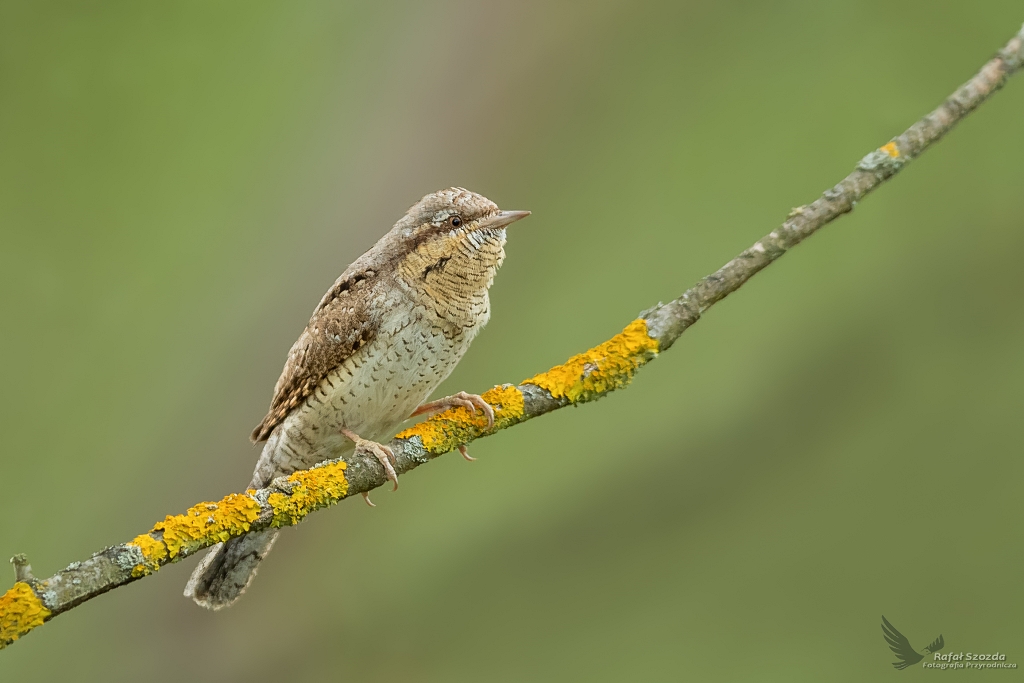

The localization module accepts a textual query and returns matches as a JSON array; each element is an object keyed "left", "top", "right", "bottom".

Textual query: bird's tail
[
  {"left": 184, "top": 527, "right": 279, "bottom": 610},
  {"left": 185, "top": 432, "right": 287, "bottom": 609}
]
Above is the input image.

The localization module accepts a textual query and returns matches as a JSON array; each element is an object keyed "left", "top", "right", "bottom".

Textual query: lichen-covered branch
[{"left": 3, "top": 22, "right": 1022, "bottom": 652}]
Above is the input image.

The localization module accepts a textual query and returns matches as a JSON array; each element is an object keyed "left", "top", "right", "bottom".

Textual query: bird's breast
[{"left": 256, "top": 301, "right": 484, "bottom": 482}]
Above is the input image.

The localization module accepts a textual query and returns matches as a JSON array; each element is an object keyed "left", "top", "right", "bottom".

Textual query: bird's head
[{"left": 394, "top": 187, "right": 529, "bottom": 311}]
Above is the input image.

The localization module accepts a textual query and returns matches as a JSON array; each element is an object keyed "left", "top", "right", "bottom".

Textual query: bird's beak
[{"left": 475, "top": 210, "right": 531, "bottom": 230}]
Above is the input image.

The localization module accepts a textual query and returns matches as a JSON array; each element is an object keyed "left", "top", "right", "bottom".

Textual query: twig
[
  {"left": 2, "top": 22, "right": 1022, "bottom": 652},
  {"left": 9, "top": 556, "right": 33, "bottom": 583}
]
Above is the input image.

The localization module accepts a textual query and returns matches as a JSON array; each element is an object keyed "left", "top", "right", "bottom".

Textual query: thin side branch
[
  {"left": 9, "top": 556, "right": 33, "bottom": 584},
  {"left": 2, "top": 23, "right": 1022, "bottom": 651}
]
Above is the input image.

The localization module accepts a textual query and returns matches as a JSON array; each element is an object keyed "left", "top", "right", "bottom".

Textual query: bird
[
  {"left": 881, "top": 615, "right": 944, "bottom": 669},
  {"left": 184, "top": 187, "right": 529, "bottom": 609}
]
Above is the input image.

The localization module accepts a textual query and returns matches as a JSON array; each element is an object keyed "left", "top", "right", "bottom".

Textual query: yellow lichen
[
  {"left": 395, "top": 321, "right": 658, "bottom": 455},
  {"left": 127, "top": 533, "right": 168, "bottom": 576},
  {"left": 0, "top": 582, "right": 51, "bottom": 649},
  {"left": 268, "top": 460, "right": 349, "bottom": 527},
  {"left": 880, "top": 141, "right": 900, "bottom": 158},
  {"left": 525, "top": 319, "right": 659, "bottom": 403},
  {"left": 150, "top": 492, "right": 262, "bottom": 560},
  {"left": 396, "top": 384, "right": 525, "bottom": 453}
]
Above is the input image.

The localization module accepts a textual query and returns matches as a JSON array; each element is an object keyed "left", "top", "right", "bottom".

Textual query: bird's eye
[{"left": 450, "top": 215, "right": 463, "bottom": 228}]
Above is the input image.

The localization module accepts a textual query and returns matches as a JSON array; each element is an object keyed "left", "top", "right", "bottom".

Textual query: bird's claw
[
  {"left": 413, "top": 391, "right": 495, "bottom": 429},
  {"left": 342, "top": 428, "right": 398, "bottom": 493}
]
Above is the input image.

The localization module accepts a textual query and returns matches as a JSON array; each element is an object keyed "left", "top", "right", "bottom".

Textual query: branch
[{"left": 3, "top": 23, "right": 1023, "bottom": 652}]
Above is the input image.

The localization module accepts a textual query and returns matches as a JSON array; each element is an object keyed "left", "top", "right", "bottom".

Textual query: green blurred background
[{"left": 2, "top": 2, "right": 1023, "bottom": 680}]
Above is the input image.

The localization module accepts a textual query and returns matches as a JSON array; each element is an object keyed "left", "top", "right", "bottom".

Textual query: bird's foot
[
  {"left": 412, "top": 391, "right": 495, "bottom": 429},
  {"left": 341, "top": 428, "right": 398, "bottom": 506}
]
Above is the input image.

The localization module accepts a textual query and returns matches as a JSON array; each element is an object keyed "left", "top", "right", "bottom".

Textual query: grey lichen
[
  {"left": 113, "top": 544, "right": 145, "bottom": 573},
  {"left": 856, "top": 148, "right": 907, "bottom": 175}
]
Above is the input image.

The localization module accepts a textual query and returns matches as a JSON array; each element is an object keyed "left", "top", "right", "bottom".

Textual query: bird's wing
[
  {"left": 250, "top": 269, "right": 381, "bottom": 442},
  {"left": 926, "top": 634, "right": 944, "bottom": 653},
  {"left": 881, "top": 616, "right": 924, "bottom": 670}
]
